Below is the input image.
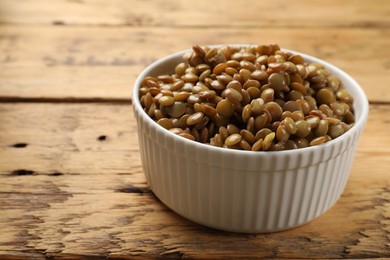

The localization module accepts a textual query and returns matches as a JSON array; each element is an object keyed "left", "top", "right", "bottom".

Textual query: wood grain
[
  {"left": 1, "top": 0, "right": 389, "bottom": 258},
  {"left": 0, "top": 0, "right": 389, "bottom": 28},
  {"left": 0, "top": 103, "right": 389, "bottom": 258},
  {"left": 0, "top": 26, "right": 389, "bottom": 102}
]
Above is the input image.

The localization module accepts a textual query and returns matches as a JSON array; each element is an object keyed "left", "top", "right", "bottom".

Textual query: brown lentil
[
  {"left": 175, "top": 114, "right": 190, "bottom": 128},
  {"left": 283, "top": 101, "right": 301, "bottom": 112},
  {"left": 284, "top": 140, "right": 298, "bottom": 150},
  {"left": 227, "top": 124, "right": 240, "bottom": 135},
  {"left": 251, "top": 138, "right": 264, "bottom": 151},
  {"left": 264, "top": 102, "right": 283, "bottom": 121},
  {"left": 179, "top": 132, "right": 195, "bottom": 141},
  {"left": 310, "top": 136, "right": 327, "bottom": 146},
  {"left": 225, "top": 88, "right": 243, "bottom": 103},
  {"left": 295, "top": 137, "right": 310, "bottom": 148},
  {"left": 238, "top": 139, "right": 251, "bottom": 150},
  {"left": 305, "top": 116, "right": 320, "bottom": 128},
  {"left": 287, "top": 90, "right": 304, "bottom": 101},
  {"left": 250, "top": 98, "right": 265, "bottom": 116},
  {"left": 295, "top": 120, "right": 311, "bottom": 138},
  {"left": 159, "top": 95, "right": 175, "bottom": 107},
  {"left": 240, "top": 129, "right": 256, "bottom": 144},
  {"left": 243, "top": 79, "right": 261, "bottom": 89},
  {"left": 242, "top": 104, "right": 252, "bottom": 122},
  {"left": 157, "top": 118, "right": 173, "bottom": 129},
  {"left": 225, "top": 67, "right": 238, "bottom": 76},
  {"left": 217, "top": 74, "right": 233, "bottom": 85},
  {"left": 317, "top": 88, "right": 336, "bottom": 105},
  {"left": 255, "top": 128, "right": 272, "bottom": 140},
  {"left": 344, "top": 111, "right": 355, "bottom": 124},
  {"left": 296, "top": 99, "right": 311, "bottom": 115},
  {"left": 314, "top": 119, "right": 329, "bottom": 137},
  {"left": 254, "top": 113, "right": 268, "bottom": 130},
  {"left": 283, "top": 117, "right": 298, "bottom": 135},
  {"left": 328, "top": 123, "right": 345, "bottom": 139},
  {"left": 139, "top": 44, "right": 355, "bottom": 151},
  {"left": 260, "top": 88, "right": 275, "bottom": 103},
  {"left": 246, "top": 116, "right": 255, "bottom": 133},
  {"left": 227, "top": 80, "right": 242, "bottom": 92},
  {"left": 238, "top": 68, "right": 250, "bottom": 83},
  {"left": 241, "top": 89, "right": 251, "bottom": 105},
  {"left": 291, "top": 110, "right": 305, "bottom": 121},
  {"left": 217, "top": 99, "right": 235, "bottom": 118},
  {"left": 187, "top": 112, "right": 204, "bottom": 125},
  {"left": 276, "top": 125, "right": 290, "bottom": 142},
  {"left": 268, "top": 73, "right": 287, "bottom": 92},
  {"left": 262, "top": 132, "right": 276, "bottom": 150},
  {"left": 213, "top": 62, "right": 228, "bottom": 75},
  {"left": 212, "top": 133, "right": 223, "bottom": 147},
  {"left": 166, "top": 102, "right": 186, "bottom": 118},
  {"left": 225, "top": 133, "right": 242, "bottom": 146},
  {"left": 200, "top": 127, "right": 209, "bottom": 143},
  {"left": 219, "top": 126, "right": 229, "bottom": 141}
]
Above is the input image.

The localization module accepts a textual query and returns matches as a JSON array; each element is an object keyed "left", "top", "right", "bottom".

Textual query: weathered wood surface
[
  {"left": 0, "top": 103, "right": 389, "bottom": 258},
  {"left": 1, "top": 0, "right": 389, "bottom": 28},
  {"left": 0, "top": 0, "right": 389, "bottom": 258},
  {"left": 0, "top": 26, "right": 389, "bottom": 102}
]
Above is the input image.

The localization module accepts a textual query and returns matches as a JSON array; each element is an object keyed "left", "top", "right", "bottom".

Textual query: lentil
[
  {"left": 251, "top": 138, "right": 263, "bottom": 151},
  {"left": 295, "top": 120, "right": 311, "bottom": 137},
  {"left": 159, "top": 95, "right": 175, "bottom": 106},
  {"left": 225, "top": 88, "right": 243, "bottom": 103},
  {"left": 295, "top": 137, "right": 310, "bottom": 148},
  {"left": 283, "top": 117, "right": 298, "bottom": 134},
  {"left": 260, "top": 88, "right": 275, "bottom": 103},
  {"left": 242, "top": 104, "right": 252, "bottom": 122},
  {"left": 310, "top": 136, "right": 327, "bottom": 146},
  {"left": 239, "top": 140, "right": 252, "bottom": 150},
  {"left": 187, "top": 112, "right": 204, "bottom": 125},
  {"left": 216, "top": 99, "right": 235, "bottom": 118},
  {"left": 328, "top": 123, "right": 345, "bottom": 139},
  {"left": 179, "top": 132, "right": 195, "bottom": 141},
  {"left": 276, "top": 125, "right": 290, "bottom": 142},
  {"left": 227, "top": 124, "right": 240, "bottom": 135},
  {"left": 268, "top": 73, "right": 287, "bottom": 92},
  {"left": 247, "top": 87, "right": 261, "bottom": 100},
  {"left": 139, "top": 44, "right": 355, "bottom": 151},
  {"left": 166, "top": 102, "right": 186, "bottom": 118},
  {"left": 157, "top": 118, "right": 173, "bottom": 129},
  {"left": 240, "top": 129, "right": 256, "bottom": 144},
  {"left": 225, "top": 133, "right": 242, "bottom": 146}
]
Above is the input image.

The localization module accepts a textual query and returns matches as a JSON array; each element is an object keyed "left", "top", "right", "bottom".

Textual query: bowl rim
[{"left": 132, "top": 44, "right": 369, "bottom": 156}]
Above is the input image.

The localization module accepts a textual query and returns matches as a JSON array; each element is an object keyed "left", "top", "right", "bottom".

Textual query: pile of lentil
[{"left": 139, "top": 44, "right": 355, "bottom": 151}]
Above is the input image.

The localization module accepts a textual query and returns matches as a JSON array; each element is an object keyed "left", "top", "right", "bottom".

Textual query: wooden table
[{"left": 0, "top": 0, "right": 389, "bottom": 258}]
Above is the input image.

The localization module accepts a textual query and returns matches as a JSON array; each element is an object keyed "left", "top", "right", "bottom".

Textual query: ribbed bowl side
[{"left": 134, "top": 106, "right": 361, "bottom": 233}]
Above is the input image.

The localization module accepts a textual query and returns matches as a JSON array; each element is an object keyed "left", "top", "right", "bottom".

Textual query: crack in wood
[
  {"left": 52, "top": 20, "right": 65, "bottom": 26},
  {"left": 10, "top": 169, "right": 35, "bottom": 176},
  {"left": 0, "top": 97, "right": 132, "bottom": 104},
  {"left": 8, "top": 170, "right": 65, "bottom": 176},
  {"left": 11, "top": 143, "right": 28, "bottom": 148},
  {"left": 49, "top": 172, "right": 64, "bottom": 176},
  {"left": 116, "top": 185, "right": 151, "bottom": 195},
  {"left": 97, "top": 135, "right": 108, "bottom": 141}
]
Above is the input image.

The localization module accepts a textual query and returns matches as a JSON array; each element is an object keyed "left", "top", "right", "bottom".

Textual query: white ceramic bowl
[{"left": 132, "top": 45, "right": 368, "bottom": 233}]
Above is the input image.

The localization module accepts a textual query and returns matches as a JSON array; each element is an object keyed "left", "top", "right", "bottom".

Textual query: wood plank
[
  {"left": 1, "top": 26, "right": 389, "bottom": 102},
  {"left": 0, "top": 103, "right": 389, "bottom": 258},
  {"left": 0, "top": 0, "right": 389, "bottom": 28}
]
